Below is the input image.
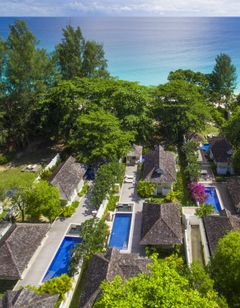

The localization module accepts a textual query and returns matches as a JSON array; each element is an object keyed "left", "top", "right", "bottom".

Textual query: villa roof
[
  {"left": 0, "top": 288, "right": 58, "bottom": 308},
  {"left": 127, "top": 144, "right": 143, "bottom": 158},
  {"left": 208, "top": 136, "right": 233, "bottom": 163},
  {"left": 79, "top": 248, "right": 151, "bottom": 308},
  {"left": 49, "top": 156, "right": 87, "bottom": 201},
  {"left": 226, "top": 176, "right": 240, "bottom": 210},
  {"left": 203, "top": 209, "right": 240, "bottom": 255},
  {"left": 143, "top": 145, "right": 176, "bottom": 184},
  {"left": 0, "top": 223, "right": 50, "bottom": 280},
  {"left": 140, "top": 203, "right": 182, "bottom": 246}
]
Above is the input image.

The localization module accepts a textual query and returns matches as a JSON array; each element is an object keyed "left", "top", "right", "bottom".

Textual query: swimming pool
[
  {"left": 42, "top": 236, "right": 81, "bottom": 282},
  {"left": 201, "top": 144, "right": 210, "bottom": 153},
  {"left": 109, "top": 213, "right": 132, "bottom": 250},
  {"left": 205, "top": 187, "right": 222, "bottom": 212}
]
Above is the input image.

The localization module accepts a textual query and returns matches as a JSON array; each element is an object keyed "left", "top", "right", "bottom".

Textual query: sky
[{"left": 1, "top": 0, "right": 240, "bottom": 16}]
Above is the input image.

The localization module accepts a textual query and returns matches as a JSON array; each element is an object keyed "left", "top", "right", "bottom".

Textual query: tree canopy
[
  {"left": 69, "top": 109, "right": 134, "bottom": 165},
  {"left": 152, "top": 80, "right": 211, "bottom": 145},
  {"left": 95, "top": 254, "right": 224, "bottom": 308},
  {"left": 209, "top": 231, "right": 240, "bottom": 307},
  {"left": 224, "top": 106, "right": 240, "bottom": 148}
]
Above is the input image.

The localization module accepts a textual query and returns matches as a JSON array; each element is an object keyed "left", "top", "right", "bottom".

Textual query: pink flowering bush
[{"left": 188, "top": 182, "right": 208, "bottom": 205}]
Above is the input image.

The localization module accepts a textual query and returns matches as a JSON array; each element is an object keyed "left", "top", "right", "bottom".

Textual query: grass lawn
[
  {"left": 200, "top": 122, "right": 220, "bottom": 141},
  {"left": 0, "top": 168, "right": 36, "bottom": 198}
]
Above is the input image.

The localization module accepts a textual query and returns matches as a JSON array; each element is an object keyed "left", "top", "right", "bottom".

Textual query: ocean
[{"left": 1, "top": 17, "right": 240, "bottom": 88}]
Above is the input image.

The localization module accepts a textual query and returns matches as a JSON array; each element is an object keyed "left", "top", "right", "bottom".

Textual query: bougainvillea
[{"left": 188, "top": 182, "right": 208, "bottom": 205}]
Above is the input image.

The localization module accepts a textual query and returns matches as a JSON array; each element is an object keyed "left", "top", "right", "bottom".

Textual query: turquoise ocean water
[{"left": 1, "top": 17, "right": 240, "bottom": 88}]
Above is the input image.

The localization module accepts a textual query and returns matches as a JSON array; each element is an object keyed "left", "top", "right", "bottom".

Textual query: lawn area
[
  {"left": 0, "top": 168, "right": 36, "bottom": 199},
  {"left": 200, "top": 122, "right": 220, "bottom": 141}
]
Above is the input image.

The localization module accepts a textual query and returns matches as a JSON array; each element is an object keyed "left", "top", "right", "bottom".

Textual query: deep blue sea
[{"left": 1, "top": 17, "right": 240, "bottom": 88}]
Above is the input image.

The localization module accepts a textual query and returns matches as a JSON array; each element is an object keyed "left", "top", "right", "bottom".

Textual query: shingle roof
[
  {"left": 49, "top": 156, "right": 87, "bottom": 201},
  {"left": 79, "top": 248, "right": 151, "bottom": 308},
  {"left": 0, "top": 288, "right": 58, "bottom": 308},
  {"left": 203, "top": 209, "right": 240, "bottom": 255},
  {"left": 143, "top": 145, "right": 176, "bottom": 184},
  {"left": 0, "top": 223, "right": 50, "bottom": 280},
  {"left": 226, "top": 176, "right": 240, "bottom": 210},
  {"left": 127, "top": 144, "right": 143, "bottom": 157},
  {"left": 208, "top": 136, "right": 233, "bottom": 163},
  {"left": 140, "top": 203, "right": 182, "bottom": 246}
]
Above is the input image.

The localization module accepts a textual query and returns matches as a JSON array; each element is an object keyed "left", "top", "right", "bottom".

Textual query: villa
[
  {"left": 140, "top": 203, "right": 182, "bottom": 248},
  {"left": 143, "top": 145, "right": 176, "bottom": 196},
  {"left": 226, "top": 176, "right": 240, "bottom": 214},
  {"left": 79, "top": 248, "right": 150, "bottom": 307},
  {"left": 203, "top": 209, "right": 240, "bottom": 255},
  {"left": 0, "top": 288, "right": 58, "bottom": 308},
  {"left": 208, "top": 136, "right": 234, "bottom": 175},
  {"left": 49, "top": 156, "right": 88, "bottom": 204},
  {"left": 126, "top": 144, "right": 143, "bottom": 165},
  {"left": 0, "top": 223, "right": 50, "bottom": 280}
]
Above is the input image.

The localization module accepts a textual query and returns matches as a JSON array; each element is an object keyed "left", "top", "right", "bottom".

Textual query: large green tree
[
  {"left": 210, "top": 53, "right": 237, "bottom": 103},
  {"left": 209, "top": 231, "right": 240, "bottom": 307},
  {"left": 0, "top": 20, "right": 56, "bottom": 148},
  {"left": 153, "top": 80, "right": 211, "bottom": 145},
  {"left": 95, "top": 255, "right": 224, "bottom": 307},
  {"left": 69, "top": 109, "right": 134, "bottom": 165},
  {"left": 224, "top": 106, "right": 240, "bottom": 148},
  {"left": 16, "top": 180, "right": 61, "bottom": 222}
]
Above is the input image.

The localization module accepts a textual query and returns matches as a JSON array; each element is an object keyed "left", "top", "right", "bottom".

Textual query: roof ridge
[
  {"left": 161, "top": 216, "right": 180, "bottom": 240},
  {"left": 5, "top": 242, "right": 21, "bottom": 278}
]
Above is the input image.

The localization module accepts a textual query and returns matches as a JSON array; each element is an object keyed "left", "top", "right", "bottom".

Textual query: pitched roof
[
  {"left": 203, "top": 209, "right": 240, "bottom": 255},
  {"left": 226, "top": 176, "right": 240, "bottom": 209},
  {"left": 0, "top": 223, "right": 50, "bottom": 280},
  {"left": 140, "top": 203, "right": 182, "bottom": 246},
  {"left": 0, "top": 288, "right": 58, "bottom": 308},
  {"left": 143, "top": 145, "right": 176, "bottom": 184},
  {"left": 79, "top": 248, "right": 150, "bottom": 308},
  {"left": 49, "top": 156, "right": 87, "bottom": 201},
  {"left": 127, "top": 144, "right": 143, "bottom": 157},
  {"left": 208, "top": 136, "right": 233, "bottom": 163}
]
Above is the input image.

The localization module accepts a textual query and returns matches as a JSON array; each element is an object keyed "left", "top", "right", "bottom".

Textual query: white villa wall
[
  {"left": 35, "top": 153, "right": 60, "bottom": 183},
  {"left": 96, "top": 196, "right": 109, "bottom": 219}
]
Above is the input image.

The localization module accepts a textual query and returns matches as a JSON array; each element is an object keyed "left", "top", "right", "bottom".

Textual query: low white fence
[
  {"left": 35, "top": 153, "right": 60, "bottom": 183},
  {"left": 96, "top": 196, "right": 109, "bottom": 219}
]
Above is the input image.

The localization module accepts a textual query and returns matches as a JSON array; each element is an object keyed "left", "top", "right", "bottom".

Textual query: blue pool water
[
  {"left": 43, "top": 236, "right": 81, "bottom": 282},
  {"left": 201, "top": 144, "right": 210, "bottom": 153},
  {"left": 205, "top": 187, "right": 222, "bottom": 212},
  {"left": 109, "top": 213, "right": 132, "bottom": 250}
]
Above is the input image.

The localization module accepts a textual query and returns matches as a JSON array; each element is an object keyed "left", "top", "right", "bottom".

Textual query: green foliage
[
  {"left": 196, "top": 204, "right": 214, "bottom": 218},
  {"left": 165, "top": 190, "right": 180, "bottom": 203},
  {"left": 107, "top": 194, "right": 119, "bottom": 211},
  {"left": 153, "top": 80, "right": 211, "bottom": 145},
  {"left": 137, "top": 181, "right": 155, "bottom": 198},
  {"left": 78, "top": 182, "right": 89, "bottom": 197},
  {"left": 209, "top": 231, "right": 240, "bottom": 307},
  {"left": 16, "top": 180, "right": 61, "bottom": 222},
  {"left": 60, "top": 201, "right": 79, "bottom": 218},
  {"left": 69, "top": 218, "right": 108, "bottom": 276},
  {"left": 224, "top": 106, "right": 240, "bottom": 148},
  {"left": 95, "top": 254, "right": 223, "bottom": 307},
  {"left": 35, "top": 274, "right": 72, "bottom": 305},
  {"left": 168, "top": 69, "right": 210, "bottom": 92},
  {"left": 55, "top": 25, "right": 108, "bottom": 80},
  {"left": 233, "top": 149, "right": 240, "bottom": 174},
  {"left": 0, "top": 168, "right": 35, "bottom": 201},
  {"left": 70, "top": 109, "right": 134, "bottom": 165},
  {"left": 182, "top": 140, "right": 200, "bottom": 181},
  {"left": 210, "top": 53, "right": 237, "bottom": 101},
  {"left": 0, "top": 154, "right": 8, "bottom": 165},
  {"left": 91, "top": 162, "right": 125, "bottom": 208}
]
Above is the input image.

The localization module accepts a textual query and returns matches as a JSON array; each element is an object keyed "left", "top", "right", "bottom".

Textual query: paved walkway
[
  {"left": 119, "top": 165, "right": 145, "bottom": 256},
  {"left": 17, "top": 187, "right": 94, "bottom": 287}
]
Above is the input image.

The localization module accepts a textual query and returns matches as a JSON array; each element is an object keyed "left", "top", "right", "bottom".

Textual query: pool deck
[
  {"left": 119, "top": 165, "right": 145, "bottom": 256},
  {"left": 16, "top": 185, "right": 95, "bottom": 288}
]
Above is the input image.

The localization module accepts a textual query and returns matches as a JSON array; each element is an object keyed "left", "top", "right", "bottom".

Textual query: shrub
[
  {"left": 78, "top": 182, "right": 89, "bottom": 197},
  {"left": 188, "top": 182, "right": 207, "bottom": 204},
  {"left": 137, "top": 181, "right": 155, "bottom": 198},
  {"left": 182, "top": 140, "right": 200, "bottom": 182},
  {"left": 0, "top": 154, "right": 8, "bottom": 165},
  {"left": 107, "top": 194, "right": 119, "bottom": 211},
  {"left": 60, "top": 201, "right": 79, "bottom": 218},
  {"left": 196, "top": 204, "right": 214, "bottom": 218},
  {"left": 165, "top": 191, "right": 180, "bottom": 203}
]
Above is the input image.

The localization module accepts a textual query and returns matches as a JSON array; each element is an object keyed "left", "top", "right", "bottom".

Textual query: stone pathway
[{"left": 16, "top": 187, "right": 94, "bottom": 287}]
